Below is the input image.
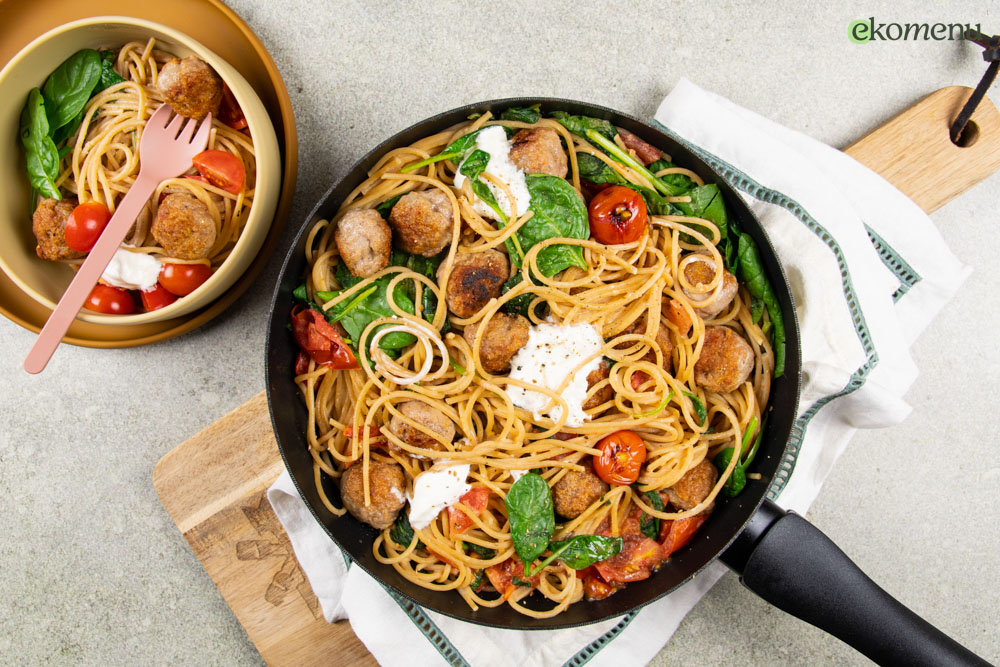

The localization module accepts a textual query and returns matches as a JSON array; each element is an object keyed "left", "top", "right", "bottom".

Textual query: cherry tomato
[
  {"left": 290, "top": 307, "right": 360, "bottom": 370},
  {"left": 140, "top": 283, "right": 178, "bottom": 311},
  {"left": 192, "top": 149, "right": 245, "bottom": 194},
  {"left": 84, "top": 284, "right": 135, "bottom": 314},
  {"left": 64, "top": 202, "right": 111, "bottom": 252},
  {"left": 218, "top": 84, "right": 249, "bottom": 131},
  {"left": 587, "top": 185, "right": 648, "bottom": 244},
  {"left": 594, "top": 430, "right": 647, "bottom": 485},
  {"left": 158, "top": 263, "right": 213, "bottom": 297}
]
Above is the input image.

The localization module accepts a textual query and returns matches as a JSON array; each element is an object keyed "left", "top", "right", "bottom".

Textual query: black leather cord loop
[{"left": 950, "top": 30, "right": 1000, "bottom": 144}]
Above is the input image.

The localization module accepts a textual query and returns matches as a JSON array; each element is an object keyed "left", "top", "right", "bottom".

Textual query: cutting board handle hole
[{"left": 951, "top": 119, "right": 980, "bottom": 148}]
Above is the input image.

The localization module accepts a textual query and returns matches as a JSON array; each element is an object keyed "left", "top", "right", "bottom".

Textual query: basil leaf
[
  {"left": 735, "top": 233, "right": 785, "bottom": 377},
  {"left": 463, "top": 542, "right": 496, "bottom": 559},
  {"left": 402, "top": 130, "right": 480, "bottom": 173},
  {"left": 500, "top": 104, "right": 541, "bottom": 124},
  {"left": 42, "top": 49, "right": 101, "bottom": 132},
  {"left": 505, "top": 473, "right": 554, "bottom": 569},
  {"left": 639, "top": 489, "right": 664, "bottom": 540},
  {"left": 550, "top": 111, "right": 616, "bottom": 141},
  {"left": 522, "top": 175, "right": 589, "bottom": 276},
  {"left": 682, "top": 391, "right": 707, "bottom": 426},
  {"left": 18, "top": 88, "right": 61, "bottom": 200},
  {"left": 531, "top": 535, "right": 622, "bottom": 574}
]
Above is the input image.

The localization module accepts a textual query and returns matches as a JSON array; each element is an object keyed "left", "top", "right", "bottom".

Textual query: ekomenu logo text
[{"left": 849, "top": 18, "right": 982, "bottom": 44}]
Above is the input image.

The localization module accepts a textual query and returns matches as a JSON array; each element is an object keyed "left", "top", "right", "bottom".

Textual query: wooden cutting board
[{"left": 153, "top": 86, "right": 1000, "bottom": 666}]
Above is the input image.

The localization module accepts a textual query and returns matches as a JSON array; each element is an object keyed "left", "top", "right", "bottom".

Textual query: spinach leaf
[
  {"left": 530, "top": 535, "right": 622, "bottom": 575},
  {"left": 42, "top": 49, "right": 101, "bottom": 132},
  {"left": 501, "top": 273, "right": 544, "bottom": 320},
  {"left": 638, "top": 489, "right": 664, "bottom": 540},
  {"left": 675, "top": 184, "right": 729, "bottom": 241},
  {"left": 522, "top": 175, "right": 589, "bottom": 276},
  {"left": 402, "top": 130, "right": 480, "bottom": 173},
  {"left": 735, "top": 233, "right": 786, "bottom": 377},
  {"left": 500, "top": 104, "right": 541, "bottom": 124},
  {"left": 575, "top": 154, "right": 675, "bottom": 215},
  {"left": 749, "top": 296, "right": 765, "bottom": 325},
  {"left": 391, "top": 512, "right": 420, "bottom": 548},
  {"left": 585, "top": 129, "right": 689, "bottom": 198},
  {"left": 682, "top": 391, "right": 707, "bottom": 426},
  {"left": 512, "top": 576, "right": 532, "bottom": 587},
  {"left": 504, "top": 473, "right": 554, "bottom": 570},
  {"left": 97, "top": 50, "right": 125, "bottom": 91},
  {"left": 471, "top": 569, "right": 484, "bottom": 589},
  {"left": 18, "top": 88, "right": 61, "bottom": 200},
  {"left": 713, "top": 416, "right": 761, "bottom": 497},
  {"left": 647, "top": 159, "right": 695, "bottom": 192},
  {"left": 375, "top": 194, "right": 402, "bottom": 220},
  {"left": 460, "top": 149, "right": 509, "bottom": 223},
  {"left": 463, "top": 542, "right": 497, "bottom": 559},
  {"left": 550, "top": 111, "right": 616, "bottom": 141}
]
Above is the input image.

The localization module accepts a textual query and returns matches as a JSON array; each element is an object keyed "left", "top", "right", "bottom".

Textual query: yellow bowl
[{"left": 0, "top": 16, "right": 280, "bottom": 325}]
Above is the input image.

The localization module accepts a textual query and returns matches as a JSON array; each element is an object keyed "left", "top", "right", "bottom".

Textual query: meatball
[
  {"left": 682, "top": 255, "right": 738, "bottom": 319},
  {"left": 32, "top": 197, "right": 83, "bottom": 261},
  {"left": 552, "top": 461, "right": 609, "bottom": 519},
  {"left": 618, "top": 128, "right": 661, "bottom": 166},
  {"left": 157, "top": 56, "right": 223, "bottom": 120},
  {"left": 151, "top": 193, "right": 216, "bottom": 259},
  {"left": 340, "top": 460, "right": 407, "bottom": 529},
  {"left": 582, "top": 359, "right": 613, "bottom": 411},
  {"left": 334, "top": 209, "right": 391, "bottom": 278},
  {"left": 665, "top": 460, "right": 718, "bottom": 511},
  {"left": 387, "top": 400, "right": 455, "bottom": 454},
  {"left": 694, "top": 326, "right": 754, "bottom": 393},
  {"left": 388, "top": 189, "right": 454, "bottom": 257},
  {"left": 462, "top": 312, "right": 529, "bottom": 373},
  {"left": 440, "top": 250, "right": 508, "bottom": 318},
  {"left": 508, "top": 128, "right": 568, "bottom": 178}
]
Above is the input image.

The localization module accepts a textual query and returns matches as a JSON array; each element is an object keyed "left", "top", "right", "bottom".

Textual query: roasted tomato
[
  {"left": 447, "top": 487, "right": 490, "bottom": 535},
  {"left": 85, "top": 284, "right": 135, "bottom": 314},
  {"left": 583, "top": 574, "right": 619, "bottom": 600},
  {"left": 140, "top": 283, "right": 178, "bottom": 311},
  {"left": 192, "top": 149, "right": 245, "bottom": 194},
  {"left": 587, "top": 185, "right": 647, "bottom": 245},
  {"left": 290, "top": 307, "right": 359, "bottom": 370},
  {"left": 593, "top": 535, "right": 663, "bottom": 584},
  {"left": 594, "top": 430, "right": 647, "bottom": 485},
  {"left": 659, "top": 514, "right": 710, "bottom": 557},
  {"left": 485, "top": 558, "right": 540, "bottom": 601},
  {"left": 158, "top": 262, "right": 213, "bottom": 297},
  {"left": 64, "top": 201, "right": 111, "bottom": 253},
  {"left": 218, "top": 84, "right": 248, "bottom": 131}
]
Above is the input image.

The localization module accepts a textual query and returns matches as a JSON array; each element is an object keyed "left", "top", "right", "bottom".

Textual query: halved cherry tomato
[
  {"left": 159, "top": 263, "right": 213, "bottom": 297},
  {"left": 295, "top": 351, "right": 311, "bottom": 375},
  {"left": 183, "top": 174, "right": 211, "bottom": 184},
  {"left": 447, "top": 487, "right": 490, "bottom": 535},
  {"left": 218, "top": 84, "right": 248, "bottom": 131},
  {"left": 583, "top": 575, "right": 618, "bottom": 600},
  {"left": 140, "top": 283, "right": 178, "bottom": 311},
  {"left": 192, "top": 149, "right": 244, "bottom": 194},
  {"left": 587, "top": 185, "right": 647, "bottom": 245},
  {"left": 659, "top": 514, "right": 710, "bottom": 557},
  {"left": 290, "top": 307, "right": 360, "bottom": 370},
  {"left": 593, "top": 535, "right": 663, "bottom": 584},
  {"left": 485, "top": 558, "right": 540, "bottom": 601},
  {"left": 594, "top": 430, "right": 647, "bottom": 485},
  {"left": 85, "top": 284, "right": 135, "bottom": 314},
  {"left": 64, "top": 201, "right": 111, "bottom": 253}
]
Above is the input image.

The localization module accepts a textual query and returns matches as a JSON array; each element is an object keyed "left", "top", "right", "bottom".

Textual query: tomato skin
[
  {"left": 159, "top": 263, "right": 213, "bottom": 297},
  {"left": 594, "top": 430, "right": 647, "bottom": 485},
  {"left": 64, "top": 202, "right": 111, "bottom": 252},
  {"left": 218, "top": 84, "right": 248, "bottom": 131},
  {"left": 85, "top": 284, "right": 135, "bottom": 314},
  {"left": 485, "top": 558, "right": 540, "bottom": 601},
  {"left": 192, "top": 149, "right": 245, "bottom": 194},
  {"left": 290, "top": 307, "right": 360, "bottom": 370},
  {"left": 140, "top": 283, "right": 178, "bottom": 311},
  {"left": 587, "top": 186, "right": 648, "bottom": 244},
  {"left": 659, "top": 514, "right": 709, "bottom": 557},
  {"left": 447, "top": 487, "right": 490, "bottom": 535}
]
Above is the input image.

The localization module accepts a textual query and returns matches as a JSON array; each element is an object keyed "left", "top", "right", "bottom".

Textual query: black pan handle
[{"left": 720, "top": 500, "right": 990, "bottom": 666}]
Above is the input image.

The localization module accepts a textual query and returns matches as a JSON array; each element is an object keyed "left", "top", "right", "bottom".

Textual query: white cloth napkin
[{"left": 267, "top": 78, "right": 970, "bottom": 667}]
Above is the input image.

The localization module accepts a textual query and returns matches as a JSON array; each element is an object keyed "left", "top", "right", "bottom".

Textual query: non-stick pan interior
[{"left": 265, "top": 98, "right": 801, "bottom": 629}]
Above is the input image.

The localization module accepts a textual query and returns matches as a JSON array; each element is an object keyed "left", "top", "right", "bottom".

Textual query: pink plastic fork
[{"left": 24, "top": 105, "right": 212, "bottom": 374}]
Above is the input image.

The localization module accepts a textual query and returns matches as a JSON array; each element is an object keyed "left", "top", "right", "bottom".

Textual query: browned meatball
[
  {"left": 552, "top": 461, "right": 609, "bottom": 519},
  {"left": 665, "top": 460, "right": 718, "bottom": 511},
  {"left": 334, "top": 209, "right": 391, "bottom": 278},
  {"left": 682, "top": 255, "right": 738, "bottom": 319},
  {"left": 440, "top": 250, "right": 508, "bottom": 318},
  {"left": 508, "top": 128, "right": 568, "bottom": 178},
  {"left": 152, "top": 193, "right": 216, "bottom": 259},
  {"left": 157, "top": 56, "right": 223, "bottom": 120},
  {"left": 340, "top": 460, "right": 407, "bottom": 529},
  {"left": 32, "top": 197, "right": 83, "bottom": 261},
  {"left": 582, "top": 359, "right": 613, "bottom": 411},
  {"left": 388, "top": 189, "right": 454, "bottom": 256},
  {"left": 694, "top": 326, "right": 754, "bottom": 393},
  {"left": 462, "top": 312, "right": 529, "bottom": 373},
  {"left": 387, "top": 400, "right": 455, "bottom": 454}
]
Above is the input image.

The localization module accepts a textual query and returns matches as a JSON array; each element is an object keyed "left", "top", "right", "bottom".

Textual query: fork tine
[
  {"left": 192, "top": 112, "right": 213, "bottom": 147},
  {"left": 178, "top": 117, "right": 199, "bottom": 144},
  {"left": 148, "top": 104, "right": 173, "bottom": 129},
  {"left": 165, "top": 111, "right": 185, "bottom": 138}
]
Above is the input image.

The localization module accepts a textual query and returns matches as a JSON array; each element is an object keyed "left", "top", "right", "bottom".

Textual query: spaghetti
[{"left": 292, "top": 110, "right": 774, "bottom": 618}]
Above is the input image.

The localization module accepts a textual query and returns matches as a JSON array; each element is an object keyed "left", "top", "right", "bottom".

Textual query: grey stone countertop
[{"left": 1, "top": 1, "right": 998, "bottom": 664}]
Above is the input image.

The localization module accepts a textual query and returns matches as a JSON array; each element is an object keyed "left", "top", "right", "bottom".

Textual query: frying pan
[{"left": 265, "top": 98, "right": 987, "bottom": 665}]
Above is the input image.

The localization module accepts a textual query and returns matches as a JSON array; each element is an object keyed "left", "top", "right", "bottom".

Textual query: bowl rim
[{"left": 0, "top": 15, "right": 279, "bottom": 325}]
